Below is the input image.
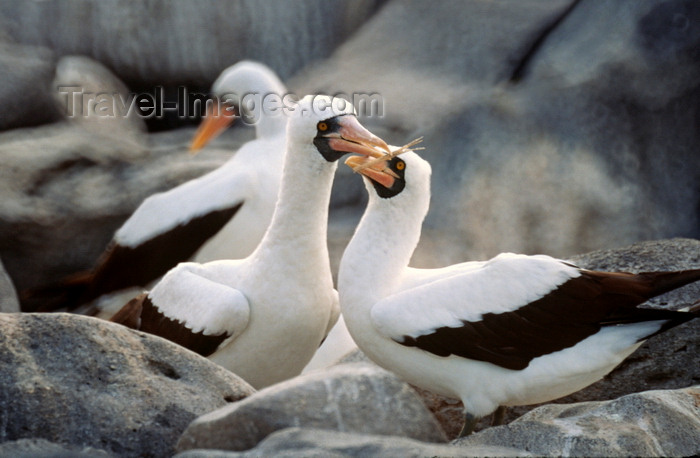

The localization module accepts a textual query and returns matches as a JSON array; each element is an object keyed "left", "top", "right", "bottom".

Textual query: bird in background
[
  {"left": 21, "top": 61, "right": 289, "bottom": 313},
  {"left": 110, "top": 95, "right": 391, "bottom": 388},
  {"left": 340, "top": 148, "right": 700, "bottom": 436}
]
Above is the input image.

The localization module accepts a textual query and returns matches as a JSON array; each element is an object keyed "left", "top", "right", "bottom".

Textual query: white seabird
[{"left": 340, "top": 151, "right": 700, "bottom": 436}]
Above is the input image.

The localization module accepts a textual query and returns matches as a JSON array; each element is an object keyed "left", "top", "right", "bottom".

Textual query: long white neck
[
  {"left": 339, "top": 183, "right": 426, "bottom": 311},
  {"left": 251, "top": 141, "right": 336, "bottom": 269}
]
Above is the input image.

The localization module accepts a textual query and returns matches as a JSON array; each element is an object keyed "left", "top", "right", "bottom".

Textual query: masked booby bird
[
  {"left": 110, "top": 95, "right": 391, "bottom": 388},
  {"left": 340, "top": 151, "right": 700, "bottom": 436},
  {"left": 22, "top": 61, "right": 289, "bottom": 313}
]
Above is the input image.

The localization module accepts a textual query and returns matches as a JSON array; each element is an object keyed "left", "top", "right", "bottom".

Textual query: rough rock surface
[
  {"left": 456, "top": 386, "right": 700, "bottom": 457},
  {"left": 0, "top": 41, "right": 63, "bottom": 131},
  {"left": 292, "top": 0, "right": 575, "bottom": 133},
  {"left": 0, "top": 313, "right": 255, "bottom": 458},
  {"left": 0, "top": 257, "right": 19, "bottom": 312},
  {"left": 176, "top": 363, "right": 447, "bottom": 453},
  {"left": 295, "top": 0, "right": 700, "bottom": 265},
  {"left": 0, "top": 0, "right": 383, "bottom": 86},
  {"left": 0, "top": 438, "right": 114, "bottom": 458},
  {"left": 53, "top": 55, "right": 147, "bottom": 137},
  {"left": 175, "top": 427, "right": 530, "bottom": 458}
]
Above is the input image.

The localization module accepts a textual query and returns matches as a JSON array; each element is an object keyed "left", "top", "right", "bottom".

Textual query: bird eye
[
  {"left": 395, "top": 161, "right": 405, "bottom": 171},
  {"left": 318, "top": 122, "right": 328, "bottom": 131}
]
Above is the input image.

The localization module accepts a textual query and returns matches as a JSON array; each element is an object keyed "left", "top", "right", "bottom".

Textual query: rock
[
  {"left": 0, "top": 122, "right": 238, "bottom": 302},
  {"left": 300, "top": 0, "right": 576, "bottom": 222},
  {"left": 0, "top": 438, "right": 114, "bottom": 458},
  {"left": 0, "top": 0, "right": 383, "bottom": 86},
  {"left": 296, "top": 0, "right": 700, "bottom": 266},
  {"left": 0, "top": 313, "right": 255, "bottom": 458},
  {"left": 334, "top": 350, "right": 476, "bottom": 440},
  {"left": 53, "top": 55, "right": 147, "bottom": 137},
  {"left": 0, "top": 42, "right": 63, "bottom": 131},
  {"left": 507, "top": 0, "right": 700, "bottom": 255},
  {"left": 570, "top": 237, "right": 700, "bottom": 281},
  {"left": 291, "top": 0, "right": 574, "bottom": 133},
  {"left": 456, "top": 386, "right": 700, "bottom": 457},
  {"left": 0, "top": 257, "right": 19, "bottom": 312},
  {"left": 176, "top": 363, "right": 447, "bottom": 453},
  {"left": 175, "top": 427, "right": 531, "bottom": 458}
]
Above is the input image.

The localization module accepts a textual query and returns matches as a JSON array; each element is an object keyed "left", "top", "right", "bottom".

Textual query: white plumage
[
  {"left": 371, "top": 253, "right": 582, "bottom": 339},
  {"left": 119, "top": 60, "right": 288, "bottom": 260},
  {"left": 339, "top": 151, "right": 700, "bottom": 435}
]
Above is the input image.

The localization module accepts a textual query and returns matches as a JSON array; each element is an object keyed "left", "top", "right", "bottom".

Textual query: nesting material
[{"left": 351, "top": 137, "right": 424, "bottom": 173}]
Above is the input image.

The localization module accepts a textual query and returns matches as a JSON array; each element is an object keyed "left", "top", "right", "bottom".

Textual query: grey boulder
[
  {"left": 176, "top": 362, "right": 447, "bottom": 453},
  {"left": 175, "top": 427, "right": 530, "bottom": 458},
  {"left": 456, "top": 386, "right": 700, "bottom": 457},
  {"left": 0, "top": 41, "right": 62, "bottom": 131},
  {"left": 0, "top": 438, "right": 114, "bottom": 458},
  {"left": 53, "top": 55, "right": 147, "bottom": 137},
  {"left": 0, "top": 0, "right": 382, "bottom": 85},
  {"left": 296, "top": 0, "right": 700, "bottom": 264},
  {"left": 0, "top": 313, "right": 255, "bottom": 458},
  {"left": 296, "top": 0, "right": 575, "bottom": 213},
  {"left": 417, "top": 0, "right": 700, "bottom": 263}
]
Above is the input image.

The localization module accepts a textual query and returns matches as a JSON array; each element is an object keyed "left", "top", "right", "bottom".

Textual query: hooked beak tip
[{"left": 375, "top": 137, "right": 391, "bottom": 154}]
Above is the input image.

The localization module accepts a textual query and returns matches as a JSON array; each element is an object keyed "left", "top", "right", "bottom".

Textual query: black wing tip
[{"left": 600, "top": 302, "right": 698, "bottom": 343}]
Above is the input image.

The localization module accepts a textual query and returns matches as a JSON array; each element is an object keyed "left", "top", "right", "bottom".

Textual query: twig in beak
[{"left": 351, "top": 137, "right": 424, "bottom": 173}]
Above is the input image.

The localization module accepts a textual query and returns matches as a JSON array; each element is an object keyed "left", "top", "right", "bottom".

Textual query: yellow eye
[
  {"left": 318, "top": 122, "right": 328, "bottom": 131},
  {"left": 396, "top": 161, "right": 405, "bottom": 170}
]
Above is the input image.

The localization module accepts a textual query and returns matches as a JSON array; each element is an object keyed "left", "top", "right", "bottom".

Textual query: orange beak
[
  {"left": 345, "top": 155, "right": 399, "bottom": 189},
  {"left": 189, "top": 102, "right": 237, "bottom": 152},
  {"left": 324, "top": 116, "right": 390, "bottom": 158}
]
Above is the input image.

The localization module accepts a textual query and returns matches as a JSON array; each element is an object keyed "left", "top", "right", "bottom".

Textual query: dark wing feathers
[
  {"left": 20, "top": 271, "right": 94, "bottom": 313},
  {"left": 400, "top": 268, "right": 700, "bottom": 370},
  {"left": 109, "top": 293, "right": 144, "bottom": 329},
  {"left": 111, "top": 293, "right": 230, "bottom": 357},
  {"left": 24, "top": 203, "right": 241, "bottom": 312}
]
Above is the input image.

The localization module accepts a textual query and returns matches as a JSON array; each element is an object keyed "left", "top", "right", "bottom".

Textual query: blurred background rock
[{"left": 0, "top": 0, "right": 698, "bottom": 306}]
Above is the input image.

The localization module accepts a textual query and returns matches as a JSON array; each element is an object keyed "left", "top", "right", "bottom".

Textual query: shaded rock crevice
[{"left": 508, "top": 0, "right": 583, "bottom": 83}]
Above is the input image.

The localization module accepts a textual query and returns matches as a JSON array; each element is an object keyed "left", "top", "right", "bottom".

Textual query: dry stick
[{"left": 351, "top": 137, "right": 425, "bottom": 173}]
